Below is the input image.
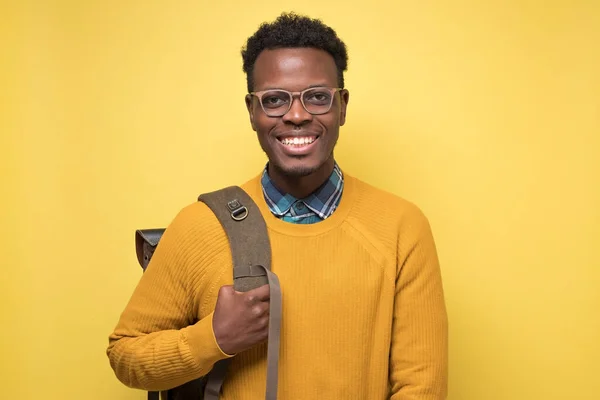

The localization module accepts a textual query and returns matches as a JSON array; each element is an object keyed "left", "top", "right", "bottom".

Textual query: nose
[{"left": 282, "top": 96, "right": 312, "bottom": 126}]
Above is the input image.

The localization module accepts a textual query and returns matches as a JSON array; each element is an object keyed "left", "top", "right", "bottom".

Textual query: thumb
[{"left": 217, "top": 284, "right": 236, "bottom": 297}]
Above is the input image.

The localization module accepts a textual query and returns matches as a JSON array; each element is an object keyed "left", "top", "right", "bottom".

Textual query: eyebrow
[{"left": 258, "top": 83, "right": 332, "bottom": 91}]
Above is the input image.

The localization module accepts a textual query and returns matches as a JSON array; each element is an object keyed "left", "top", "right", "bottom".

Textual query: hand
[{"left": 212, "top": 284, "right": 270, "bottom": 355}]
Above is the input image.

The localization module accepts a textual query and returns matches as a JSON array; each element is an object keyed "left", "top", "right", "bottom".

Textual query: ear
[
  {"left": 338, "top": 89, "right": 350, "bottom": 127},
  {"left": 245, "top": 94, "right": 257, "bottom": 131}
]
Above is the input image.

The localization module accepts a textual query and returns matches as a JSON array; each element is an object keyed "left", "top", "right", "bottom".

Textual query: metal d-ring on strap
[{"left": 227, "top": 199, "right": 249, "bottom": 221}]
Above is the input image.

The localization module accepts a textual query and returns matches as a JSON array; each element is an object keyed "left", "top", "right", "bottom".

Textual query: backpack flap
[{"left": 135, "top": 228, "right": 165, "bottom": 271}]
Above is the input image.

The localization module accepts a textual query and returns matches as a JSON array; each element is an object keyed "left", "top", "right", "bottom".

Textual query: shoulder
[
  {"left": 344, "top": 174, "right": 435, "bottom": 253},
  {"left": 158, "top": 199, "right": 229, "bottom": 258},
  {"left": 344, "top": 174, "right": 438, "bottom": 266},
  {"left": 334, "top": 173, "right": 434, "bottom": 273},
  {"left": 348, "top": 174, "right": 429, "bottom": 228},
  {"left": 168, "top": 200, "right": 219, "bottom": 233}
]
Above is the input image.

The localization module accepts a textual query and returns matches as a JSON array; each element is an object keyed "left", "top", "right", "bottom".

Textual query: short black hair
[{"left": 241, "top": 12, "right": 349, "bottom": 92}]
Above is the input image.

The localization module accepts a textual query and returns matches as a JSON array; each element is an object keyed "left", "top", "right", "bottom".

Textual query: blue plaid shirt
[{"left": 261, "top": 163, "right": 344, "bottom": 224}]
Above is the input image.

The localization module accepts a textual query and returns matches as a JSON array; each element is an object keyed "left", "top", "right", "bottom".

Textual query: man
[{"left": 107, "top": 12, "right": 448, "bottom": 399}]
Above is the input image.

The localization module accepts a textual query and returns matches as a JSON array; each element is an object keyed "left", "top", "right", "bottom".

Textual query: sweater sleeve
[
  {"left": 106, "top": 204, "right": 233, "bottom": 391},
  {"left": 390, "top": 206, "right": 449, "bottom": 399}
]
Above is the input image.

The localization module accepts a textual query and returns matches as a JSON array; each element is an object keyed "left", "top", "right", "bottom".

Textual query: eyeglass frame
[{"left": 248, "top": 86, "right": 344, "bottom": 117}]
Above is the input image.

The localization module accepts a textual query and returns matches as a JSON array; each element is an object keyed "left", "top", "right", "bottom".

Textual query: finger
[
  {"left": 244, "top": 286, "right": 270, "bottom": 306},
  {"left": 251, "top": 303, "right": 269, "bottom": 317},
  {"left": 249, "top": 284, "right": 270, "bottom": 302}
]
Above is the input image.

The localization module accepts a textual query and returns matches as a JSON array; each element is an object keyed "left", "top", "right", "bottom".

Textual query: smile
[
  {"left": 276, "top": 135, "right": 319, "bottom": 156},
  {"left": 278, "top": 136, "right": 317, "bottom": 146}
]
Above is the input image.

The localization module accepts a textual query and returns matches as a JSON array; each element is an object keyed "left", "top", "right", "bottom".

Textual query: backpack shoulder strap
[
  {"left": 198, "top": 186, "right": 272, "bottom": 291},
  {"left": 198, "top": 186, "right": 281, "bottom": 400}
]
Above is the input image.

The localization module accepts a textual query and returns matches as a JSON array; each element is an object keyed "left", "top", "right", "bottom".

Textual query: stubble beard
[{"left": 267, "top": 147, "right": 336, "bottom": 179}]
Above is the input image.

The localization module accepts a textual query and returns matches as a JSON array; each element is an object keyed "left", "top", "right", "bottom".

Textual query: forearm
[
  {"left": 107, "top": 312, "right": 232, "bottom": 391},
  {"left": 389, "top": 304, "right": 448, "bottom": 399},
  {"left": 390, "top": 208, "right": 448, "bottom": 399}
]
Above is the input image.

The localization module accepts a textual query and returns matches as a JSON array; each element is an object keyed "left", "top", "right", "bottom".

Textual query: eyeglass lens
[{"left": 260, "top": 88, "right": 334, "bottom": 116}]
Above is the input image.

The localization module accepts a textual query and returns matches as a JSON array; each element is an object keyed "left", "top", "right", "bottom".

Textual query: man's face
[{"left": 245, "top": 47, "right": 349, "bottom": 178}]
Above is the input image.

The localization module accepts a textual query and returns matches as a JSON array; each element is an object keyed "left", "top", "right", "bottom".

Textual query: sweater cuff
[{"left": 186, "top": 311, "right": 235, "bottom": 366}]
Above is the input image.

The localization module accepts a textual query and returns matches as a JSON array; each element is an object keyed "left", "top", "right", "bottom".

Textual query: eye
[
  {"left": 304, "top": 90, "right": 332, "bottom": 105},
  {"left": 261, "top": 92, "right": 290, "bottom": 109}
]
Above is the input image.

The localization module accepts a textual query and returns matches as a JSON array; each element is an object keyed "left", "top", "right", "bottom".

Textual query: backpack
[{"left": 134, "top": 186, "right": 282, "bottom": 400}]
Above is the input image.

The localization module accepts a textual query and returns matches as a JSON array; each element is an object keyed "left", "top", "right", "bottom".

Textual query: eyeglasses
[{"left": 249, "top": 87, "right": 343, "bottom": 117}]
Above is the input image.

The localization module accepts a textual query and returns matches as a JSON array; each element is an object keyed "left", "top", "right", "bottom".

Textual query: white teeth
[{"left": 281, "top": 137, "right": 315, "bottom": 146}]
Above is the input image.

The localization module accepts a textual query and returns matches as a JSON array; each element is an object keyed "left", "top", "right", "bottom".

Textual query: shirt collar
[{"left": 261, "top": 162, "right": 344, "bottom": 220}]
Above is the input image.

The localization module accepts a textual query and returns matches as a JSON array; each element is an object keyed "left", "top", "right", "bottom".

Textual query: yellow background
[{"left": 2, "top": 1, "right": 599, "bottom": 399}]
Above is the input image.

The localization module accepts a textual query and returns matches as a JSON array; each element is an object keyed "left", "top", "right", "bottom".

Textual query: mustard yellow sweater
[{"left": 107, "top": 172, "right": 448, "bottom": 399}]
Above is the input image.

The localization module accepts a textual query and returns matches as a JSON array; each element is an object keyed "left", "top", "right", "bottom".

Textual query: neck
[{"left": 268, "top": 157, "right": 335, "bottom": 199}]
